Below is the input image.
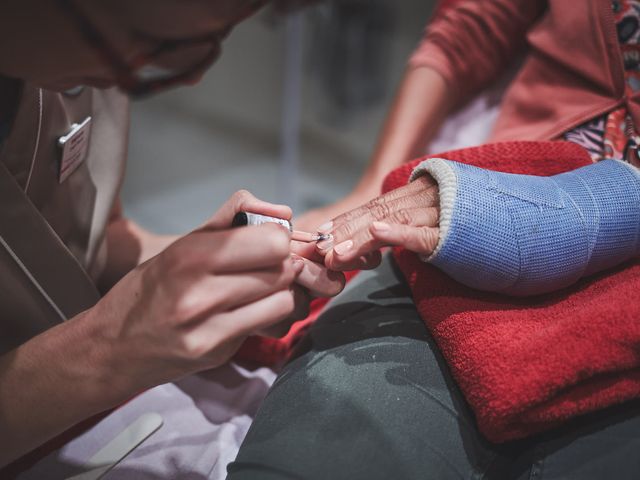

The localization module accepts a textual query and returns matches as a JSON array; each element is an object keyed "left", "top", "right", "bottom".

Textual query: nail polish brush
[{"left": 232, "top": 212, "right": 332, "bottom": 243}]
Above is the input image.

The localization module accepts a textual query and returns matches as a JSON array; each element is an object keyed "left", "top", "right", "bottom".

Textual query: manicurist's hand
[
  {"left": 90, "top": 190, "right": 310, "bottom": 393},
  {"left": 0, "top": 190, "right": 342, "bottom": 466},
  {"left": 290, "top": 237, "right": 345, "bottom": 286},
  {"left": 316, "top": 175, "right": 441, "bottom": 271},
  {"left": 247, "top": 234, "right": 347, "bottom": 338}
]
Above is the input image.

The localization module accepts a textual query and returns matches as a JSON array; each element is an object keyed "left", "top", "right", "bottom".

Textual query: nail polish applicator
[{"left": 232, "top": 212, "right": 332, "bottom": 243}]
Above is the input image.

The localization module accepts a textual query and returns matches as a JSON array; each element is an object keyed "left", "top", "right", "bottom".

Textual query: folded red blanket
[{"left": 383, "top": 141, "right": 640, "bottom": 442}]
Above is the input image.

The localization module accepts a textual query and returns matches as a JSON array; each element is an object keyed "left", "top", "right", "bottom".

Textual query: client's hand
[{"left": 316, "top": 175, "right": 440, "bottom": 271}]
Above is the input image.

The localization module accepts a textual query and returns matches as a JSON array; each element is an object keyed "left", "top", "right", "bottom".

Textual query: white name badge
[{"left": 58, "top": 116, "right": 92, "bottom": 183}]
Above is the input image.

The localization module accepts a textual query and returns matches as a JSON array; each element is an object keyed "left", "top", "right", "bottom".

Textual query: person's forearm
[
  {"left": 356, "top": 66, "right": 453, "bottom": 194},
  {"left": 0, "top": 310, "right": 131, "bottom": 467}
]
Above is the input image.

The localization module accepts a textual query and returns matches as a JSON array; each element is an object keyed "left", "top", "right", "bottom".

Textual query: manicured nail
[
  {"left": 317, "top": 221, "right": 333, "bottom": 233},
  {"left": 333, "top": 240, "right": 353, "bottom": 256},
  {"left": 316, "top": 238, "right": 334, "bottom": 251},
  {"left": 372, "top": 221, "right": 391, "bottom": 232}
]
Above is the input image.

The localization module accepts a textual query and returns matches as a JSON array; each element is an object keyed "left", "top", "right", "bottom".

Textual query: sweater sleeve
[
  {"left": 410, "top": 0, "right": 546, "bottom": 100},
  {"left": 410, "top": 158, "right": 640, "bottom": 296}
]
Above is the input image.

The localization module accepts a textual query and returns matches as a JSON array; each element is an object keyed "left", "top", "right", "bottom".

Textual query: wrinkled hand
[
  {"left": 294, "top": 181, "right": 383, "bottom": 233},
  {"left": 316, "top": 175, "right": 441, "bottom": 271}
]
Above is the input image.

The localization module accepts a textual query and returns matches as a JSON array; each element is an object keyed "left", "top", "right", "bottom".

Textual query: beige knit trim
[{"left": 410, "top": 158, "right": 457, "bottom": 262}]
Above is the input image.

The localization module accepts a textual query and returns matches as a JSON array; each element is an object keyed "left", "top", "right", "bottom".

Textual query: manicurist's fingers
[
  {"left": 257, "top": 285, "right": 311, "bottom": 338},
  {"left": 179, "top": 223, "right": 292, "bottom": 272},
  {"left": 290, "top": 240, "right": 325, "bottom": 264},
  {"left": 293, "top": 256, "right": 345, "bottom": 297},
  {"left": 214, "top": 289, "right": 298, "bottom": 337},
  {"left": 177, "top": 288, "right": 300, "bottom": 364},
  {"left": 178, "top": 258, "right": 304, "bottom": 317}
]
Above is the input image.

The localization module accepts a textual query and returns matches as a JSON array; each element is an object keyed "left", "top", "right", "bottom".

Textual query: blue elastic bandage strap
[{"left": 413, "top": 159, "right": 640, "bottom": 296}]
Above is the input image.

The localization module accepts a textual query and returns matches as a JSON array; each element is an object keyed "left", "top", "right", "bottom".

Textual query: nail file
[{"left": 65, "top": 412, "right": 163, "bottom": 480}]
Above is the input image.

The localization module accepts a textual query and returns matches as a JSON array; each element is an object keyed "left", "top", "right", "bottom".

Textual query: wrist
[
  {"left": 66, "top": 306, "right": 140, "bottom": 410},
  {"left": 0, "top": 309, "right": 137, "bottom": 464},
  {"left": 100, "top": 219, "right": 177, "bottom": 291},
  {"left": 139, "top": 230, "right": 178, "bottom": 264}
]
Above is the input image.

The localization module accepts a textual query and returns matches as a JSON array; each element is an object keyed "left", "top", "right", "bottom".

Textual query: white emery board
[{"left": 65, "top": 412, "right": 163, "bottom": 480}]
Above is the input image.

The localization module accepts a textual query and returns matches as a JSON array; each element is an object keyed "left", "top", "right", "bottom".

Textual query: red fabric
[
  {"left": 383, "top": 141, "right": 640, "bottom": 442},
  {"left": 236, "top": 141, "right": 640, "bottom": 443}
]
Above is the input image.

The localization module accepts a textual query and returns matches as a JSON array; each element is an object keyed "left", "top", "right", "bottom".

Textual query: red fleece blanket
[
  {"left": 382, "top": 141, "right": 640, "bottom": 442},
  {"left": 237, "top": 141, "right": 640, "bottom": 442}
]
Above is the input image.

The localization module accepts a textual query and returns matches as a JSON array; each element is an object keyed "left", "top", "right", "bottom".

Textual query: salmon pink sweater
[{"left": 411, "top": 0, "right": 634, "bottom": 142}]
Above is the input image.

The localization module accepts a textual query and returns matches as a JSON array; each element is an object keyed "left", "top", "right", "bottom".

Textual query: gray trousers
[{"left": 227, "top": 255, "right": 640, "bottom": 480}]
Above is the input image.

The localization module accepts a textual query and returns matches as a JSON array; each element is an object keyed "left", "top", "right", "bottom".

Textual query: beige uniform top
[{"left": 0, "top": 83, "right": 129, "bottom": 354}]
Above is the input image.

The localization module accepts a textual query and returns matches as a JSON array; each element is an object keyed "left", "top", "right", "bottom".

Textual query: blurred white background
[{"left": 122, "top": 0, "right": 436, "bottom": 234}]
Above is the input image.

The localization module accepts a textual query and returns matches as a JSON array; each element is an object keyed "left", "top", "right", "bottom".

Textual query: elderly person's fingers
[
  {"left": 321, "top": 175, "right": 438, "bottom": 237},
  {"left": 323, "top": 207, "right": 438, "bottom": 270},
  {"left": 370, "top": 222, "right": 440, "bottom": 256}
]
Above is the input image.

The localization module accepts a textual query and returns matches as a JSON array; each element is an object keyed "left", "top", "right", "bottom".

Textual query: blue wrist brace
[{"left": 412, "top": 158, "right": 640, "bottom": 296}]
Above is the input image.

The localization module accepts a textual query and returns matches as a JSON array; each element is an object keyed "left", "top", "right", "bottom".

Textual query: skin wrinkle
[{"left": 321, "top": 174, "right": 440, "bottom": 270}]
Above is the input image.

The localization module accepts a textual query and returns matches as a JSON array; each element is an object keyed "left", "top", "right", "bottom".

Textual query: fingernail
[
  {"left": 316, "top": 232, "right": 333, "bottom": 243},
  {"left": 291, "top": 255, "right": 305, "bottom": 272},
  {"left": 333, "top": 240, "right": 353, "bottom": 256},
  {"left": 317, "top": 221, "right": 333, "bottom": 233},
  {"left": 372, "top": 221, "right": 391, "bottom": 232},
  {"left": 316, "top": 238, "right": 334, "bottom": 251}
]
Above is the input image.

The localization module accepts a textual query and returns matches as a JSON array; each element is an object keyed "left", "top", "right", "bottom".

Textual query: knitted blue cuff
[{"left": 411, "top": 159, "right": 640, "bottom": 296}]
